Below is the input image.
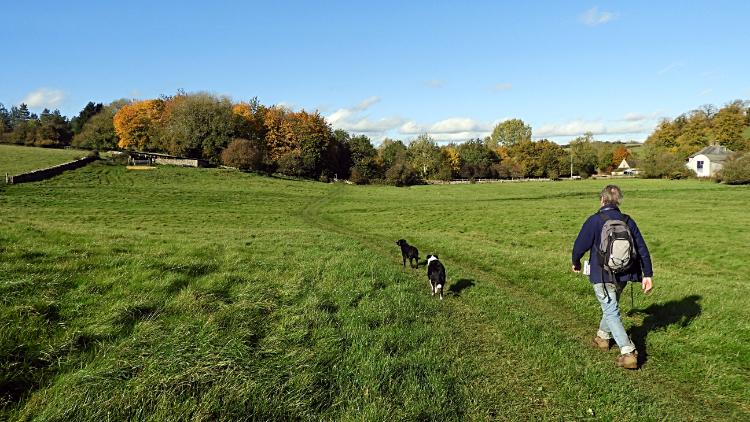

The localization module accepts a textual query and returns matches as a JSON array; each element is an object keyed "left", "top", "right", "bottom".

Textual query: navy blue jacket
[{"left": 572, "top": 205, "right": 653, "bottom": 283}]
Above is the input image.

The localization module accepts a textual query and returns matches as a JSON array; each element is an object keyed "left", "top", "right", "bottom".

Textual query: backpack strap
[
  {"left": 619, "top": 214, "right": 630, "bottom": 223},
  {"left": 597, "top": 212, "right": 611, "bottom": 221}
]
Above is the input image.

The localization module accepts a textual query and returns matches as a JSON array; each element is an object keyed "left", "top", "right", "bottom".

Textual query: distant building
[
  {"left": 685, "top": 144, "right": 733, "bottom": 177},
  {"left": 614, "top": 158, "right": 640, "bottom": 175}
]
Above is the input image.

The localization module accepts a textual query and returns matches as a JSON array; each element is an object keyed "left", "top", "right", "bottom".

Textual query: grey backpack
[{"left": 596, "top": 212, "right": 637, "bottom": 277}]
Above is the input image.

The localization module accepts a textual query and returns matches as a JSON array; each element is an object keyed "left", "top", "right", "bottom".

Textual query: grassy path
[{"left": 303, "top": 182, "right": 747, "bottom": 421}]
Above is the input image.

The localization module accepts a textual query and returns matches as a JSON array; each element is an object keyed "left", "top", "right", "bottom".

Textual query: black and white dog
[
  {"left": 396, "top": 239, "right": 420, "bottom": 269},
  {"left": 426, "top": 255, "right": 446, "bottom": 300}
]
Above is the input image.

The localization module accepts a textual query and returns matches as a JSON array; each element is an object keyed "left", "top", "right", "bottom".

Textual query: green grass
[
  {"left": 1, "top": 161, "right": 748, "bottom": 421},
  {"left": 0, "top": 144, "right": 90, "bottom": 176}
]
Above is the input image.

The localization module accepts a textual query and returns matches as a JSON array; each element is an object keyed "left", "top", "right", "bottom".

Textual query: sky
[{"left": 2, "top": 1, "right": 749, "bottom": 145}]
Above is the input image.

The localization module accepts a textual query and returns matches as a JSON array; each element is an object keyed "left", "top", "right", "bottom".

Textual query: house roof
[
  {"left": 689, "top": 145, "right": 734, "bottom": 163},
  {"left": 618, "top": 159, "right": 639, "bottom": 168}
]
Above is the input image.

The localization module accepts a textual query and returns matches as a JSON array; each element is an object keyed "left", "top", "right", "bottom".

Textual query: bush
[
  {"left": 385, "top": 163, "right": 420, "bottom": 187},
  {"left": 222, "top": 138, "right": 262, "bottom": 171},
  {"left": 716, "top": 152, "right": 750, "bottom": 184},
  {"left": 277, "top": 151, "right": 312, "bottom": 178},
  {"left": 641, "top": 151, "right": 694, "bottom": 179}
]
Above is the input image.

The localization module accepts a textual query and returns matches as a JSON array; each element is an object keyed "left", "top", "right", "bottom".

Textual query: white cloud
[
  {"left": 326, "top": 96, "right": 507, "bottom": 143},
  {"left": 276, "top": 101, "right": 296, "bottom": 109},
  {"left": 128, "top": 89, "right": 142, "bottom": 99},
  {"left": 327, "top": 106, "right": 405, "bottom": 135},
  {"left": 535, "top": 111, "right": 664, "bottom": 140},
  {"left": 579, "top": 7, "right": 618, "bottom": 25},
  {"left": 22, "top": 88, "right": 70, "bottom": 109},
  {"left": 698, "top": 89, "right": 713, "bottom": 97},
  {"left": 419, "top": 79, "right": 445, "bottom": 88},
  {"left": 491, "top": 84, "right": 513, "bottom": 92},
  {"left": 658, "top": 62, "right": 683, "bottom": 76},
  {"left": 399, "top": 117, "right": 506, "bottom": 142},
  {"left": 352, "top": 96, "right": 380, "bottom": 111}
]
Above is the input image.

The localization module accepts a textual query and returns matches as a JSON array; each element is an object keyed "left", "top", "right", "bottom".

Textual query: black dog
[
  {"left": 426, "top": 254, "right": 446, "bottom": 300},
  {"left": 396, "top": 239, "right": 420, "bottom": 269}
]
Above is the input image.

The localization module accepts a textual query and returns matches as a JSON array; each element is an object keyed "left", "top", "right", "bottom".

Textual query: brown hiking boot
[
  {"left": 590, "top": 336, "right": 610, "bottom": 351},
  {"left": 615, "top": 353, "right": 638, "bottom": 369}
]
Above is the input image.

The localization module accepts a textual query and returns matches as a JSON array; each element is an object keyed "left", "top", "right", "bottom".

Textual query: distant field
[
  {"left": 0, "top": 144, "right": 88, "bottom": 176},
  {"left": 1, "top": 163, "right": 748, "bottom": 421}
]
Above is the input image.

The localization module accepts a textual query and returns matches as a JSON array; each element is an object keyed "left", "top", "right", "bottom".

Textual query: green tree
[
  {"left": 568, "top": 132, "right": 598, "bottom": 176},
  {"left": 716, "top": 152, "right": 750, "bottom": 184},
  {"left": 407, "top": 134, "right": 442, "bottom": 178},
  {"left": 488, "top": 118, "right": 532, "bottom": 148},
  {"left": 456, "top": 138, "right": 498, "bottom": 166},
  {"left": 378, "top": 138, "right": 407, "bottom": 168},
  {"left": 165, "top": 92, "right": 236, "bottom": 163},
  {"left": 72, "top": 99, "right": 128, "bottom": 150},
  {"left": 70, "top": 102, "right": 104, "bottom": 135}
]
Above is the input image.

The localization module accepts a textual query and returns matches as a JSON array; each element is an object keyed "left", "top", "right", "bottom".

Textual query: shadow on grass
[
  {"left": 628, "top": 295, "right": 702, "bottom": 367},
  {"left": 448, "top": 278, "right": 475, "bottom": 297}
]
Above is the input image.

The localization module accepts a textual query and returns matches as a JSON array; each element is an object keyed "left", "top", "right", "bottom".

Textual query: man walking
[{"left": 572, "top": 185, "right": 653, "bottom": 369}]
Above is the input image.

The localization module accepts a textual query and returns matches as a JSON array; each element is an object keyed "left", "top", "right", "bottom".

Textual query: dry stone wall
[{"left": 6, "top": 156, "right": 98, "bottom": 184}]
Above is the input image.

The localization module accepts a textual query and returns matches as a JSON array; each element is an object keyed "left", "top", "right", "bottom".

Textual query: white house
[
  {"left": 685, "top": 144, "right": 734, "bottom": 177},
  {"left": 614, "top": 158, "right": 640, "bottom": 175}
]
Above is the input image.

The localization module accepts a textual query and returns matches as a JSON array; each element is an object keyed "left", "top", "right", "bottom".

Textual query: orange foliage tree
[
  {"left": 113, "top": 99, "right": 166, "bottom": 150},
  {"left": 263, "top": 107, "right": 333, "bottom": 170},
  {"left": 612, "top": 146, "right": 633, "bottom": 167}
]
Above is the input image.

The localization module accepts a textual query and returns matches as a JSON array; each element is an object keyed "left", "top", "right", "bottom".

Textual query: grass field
[
  {"left": 1, "top": 152, "right": 748, "bottom": 421},
  {"left": 0, "top": 144, "right": 90, "bottom": 176}
]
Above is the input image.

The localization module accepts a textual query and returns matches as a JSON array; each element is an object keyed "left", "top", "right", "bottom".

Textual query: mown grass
[
  {"left": 1, "top": 158, "right": 748, "bottom": 421},
  {"left": 0, "top": 144, "right": 89, "bottom": 176},
  {"left": 315, "top": 179, "right": 750, "bottom": 420}
]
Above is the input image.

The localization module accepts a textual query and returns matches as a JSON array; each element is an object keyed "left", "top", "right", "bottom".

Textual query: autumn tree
[
  {"left": 222, "top": 138, "right": 262, "bottom": 171},
  {"left": 612, "top": 146, "right": 633, "bottom": 167},
  {"left": 713, "top": 100, "right": 750, "bottom": 152},
  {"left": 114, "top": 99, "right": 167, "bottom": 151}
]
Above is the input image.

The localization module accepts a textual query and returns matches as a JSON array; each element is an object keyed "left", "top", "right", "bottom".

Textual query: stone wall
[
  {"left": 6, "top": 156, "right": 98, "bottom": 184},
  {"left": 154, "top": 158, "right": 209, "bottom": 167}
]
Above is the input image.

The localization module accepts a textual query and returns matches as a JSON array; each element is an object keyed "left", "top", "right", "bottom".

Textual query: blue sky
[{"left": 2, "top": 1, "right": 748, "bottom": 144}]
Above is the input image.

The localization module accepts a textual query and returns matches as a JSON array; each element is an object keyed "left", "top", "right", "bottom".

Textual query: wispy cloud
[
  {"left": 491, "top": 84, "right": 513, "bottom": 93},
  {"left": 579, "top": 7, "right": 618, "bottom": 25},
  {"left": 419, "top": 79, "right": 445, "bottom": 88},
  {"left": 698, "top": 89, "right": 713, "bottom": 97},
  {"left": 617, "top": 109, "right": 666, "bottom": 122},
  {"left": 313, "top": 103, "right": 332, "bottom": 113},
  {"left": 352, "top": 96, "right": 380, "bottom": 111},
  {"left": 22, "top": 88, "right": 70, "bottom": 110},
  {"left": 658, "top": 62, "right": 684, "bottom": 76}
]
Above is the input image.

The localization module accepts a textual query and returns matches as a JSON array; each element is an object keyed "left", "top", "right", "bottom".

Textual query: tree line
[{"left": 4, "top": 91, "right": 747, "bottom": 183}]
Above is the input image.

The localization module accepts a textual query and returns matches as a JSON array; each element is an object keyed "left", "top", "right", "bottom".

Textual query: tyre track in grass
[{"left": 302, "top": 183, "right": 735, "bottom": 421}]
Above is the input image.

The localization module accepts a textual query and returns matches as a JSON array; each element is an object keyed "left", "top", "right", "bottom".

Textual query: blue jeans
[{"left": 593, "top": 283, "right": 635, "bottom": 355}]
